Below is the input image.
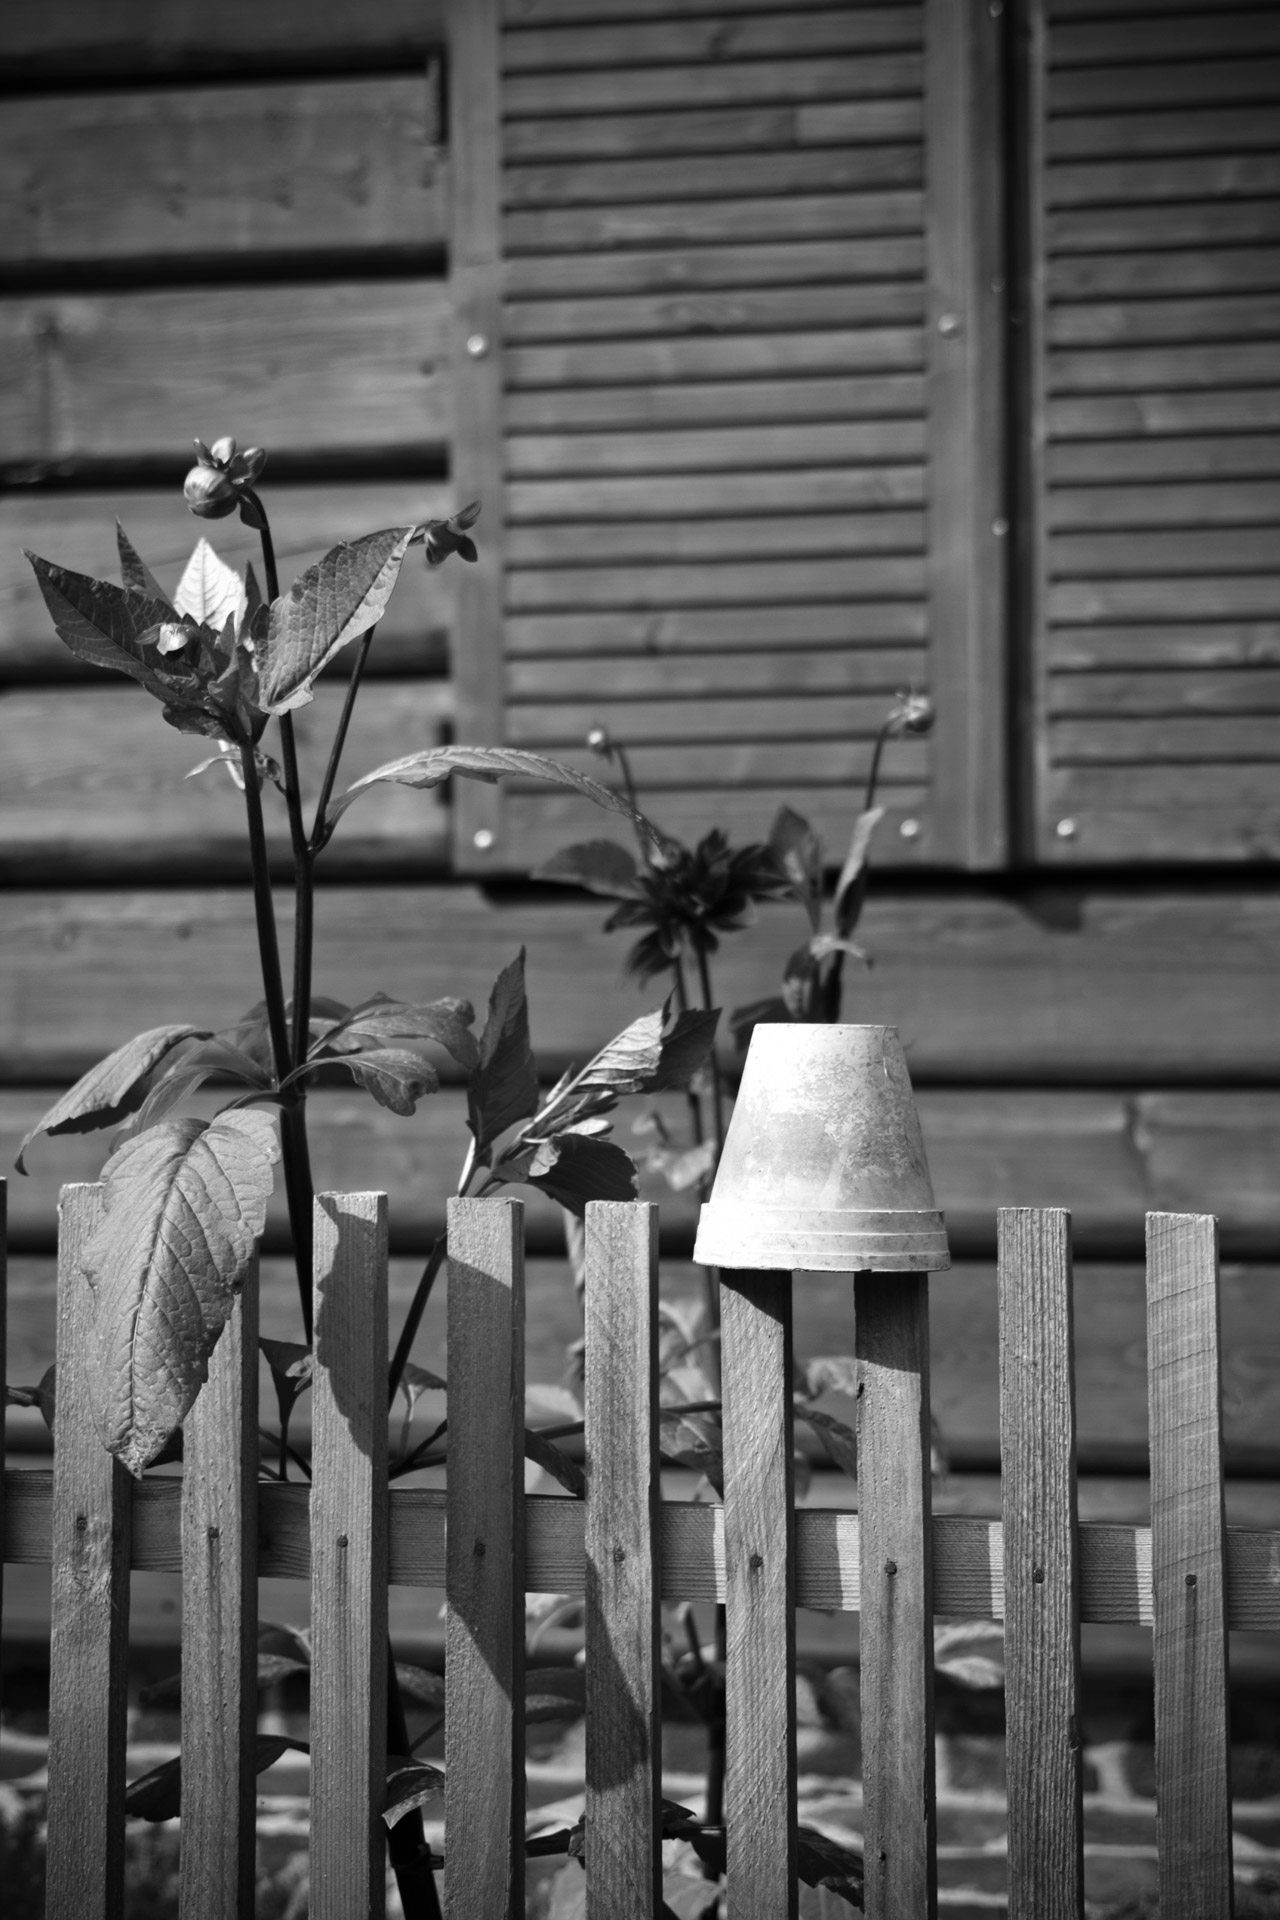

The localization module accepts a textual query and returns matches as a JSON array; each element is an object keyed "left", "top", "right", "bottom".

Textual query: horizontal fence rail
[{"left": 0, "top": 1191, "right": 1251, "bottom": 1917}]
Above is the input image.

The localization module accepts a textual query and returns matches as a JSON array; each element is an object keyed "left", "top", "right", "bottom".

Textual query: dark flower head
[
  {"left": 605, "top": 828, "right": 791, "bottom": 983},
  {"left": 424, "top": 500, "right": 480, "bottom": 567}
]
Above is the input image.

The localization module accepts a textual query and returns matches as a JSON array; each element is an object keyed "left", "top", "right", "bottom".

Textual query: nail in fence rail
[
  {"left": 445, "top": 1195, "right": 527, "bottom": 1920},
  {"left": 999, "top": 1207, "right": 1084, "bottom": 1919},
  {"left": 583, "top": 1201, "right": 662, "bottom": 1919},
  {"left": 2, "top": 1191, "right": 1265, "bottom": 1914},
  {"left": 179, "top": 1257, "right": 259, "bottom": 1919},
  {"left": 45, "top": 1182, "right": 132, "bottom": 1920},
  {"left": 1147, "top": 1212, "right": 1233, "bottom": 1920}
]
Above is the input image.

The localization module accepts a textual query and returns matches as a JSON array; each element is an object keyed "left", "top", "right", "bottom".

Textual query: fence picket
[
  {"left": 0, "top": 1178, "right": 6, "bottom": 1668},
  {"left": 45, "top": 1183, "right": 132, "bottom": 1920},
  {"left": 311, "top": 1193, "right": 390, "bottom": 1920},
  {"left": 998, "top": 1207, "right": 1084, "bottom": 1919},
  {"left": 856, "top": 1270, "right": 937, "bottom": 1920},
  {"left": 1147, "top": 1211, "right": 1234, "bottom": 1920},
  {"left": 721, "top": 1269, "right": 797, "bottom": 1919},
  {"left": 583, "top": 1201, "right": 662, "bottom": 1917},
  {"left": 445, "top": 1196, "right": 527, "bottom": 1920},
  {"left": 179, "top": 1263, "right": 260, "bottom": 1918}
]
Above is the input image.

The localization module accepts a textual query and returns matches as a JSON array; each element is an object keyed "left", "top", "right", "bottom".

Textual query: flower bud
[
  {"left": 899, "top": 693, "right": 935, "bottom": 735},
  {"left": 184, "top": 464, "right": 238, "bottom": 519},
  {"left": 237, "top": 446, "right": 267, "bottom": 482},
  {"left": 210, "top": 435, "right": 238, "bottom": 466},
  {"left": 586, "top": 725, "right": 611, "bottom": 757}
]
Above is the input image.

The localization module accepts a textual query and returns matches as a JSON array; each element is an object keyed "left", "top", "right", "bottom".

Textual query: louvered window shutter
[
  {"left": 450, "top": 0, "right": 1008, "bottom": 874},
  {"left": 1021, "top": 0, "right": 1280, "bottom": 862}
]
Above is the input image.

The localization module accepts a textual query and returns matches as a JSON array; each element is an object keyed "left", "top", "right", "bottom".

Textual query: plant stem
[
  {"left": 386, "top": 1656, "right": 441, "bottom": 1920},
  {"left": 693, "top": 944, "right": 727, "bottom": 1161},
  {"left": 388, "top": 1232, "right": 447, "bottom": 1406},
  {"left": 311, "top": 625, "right": 376, "bottom": 850}
]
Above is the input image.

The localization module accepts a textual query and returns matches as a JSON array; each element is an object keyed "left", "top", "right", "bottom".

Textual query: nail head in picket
[{"left": 693, "top": 1024, "right": 950, "bottom": 1274}]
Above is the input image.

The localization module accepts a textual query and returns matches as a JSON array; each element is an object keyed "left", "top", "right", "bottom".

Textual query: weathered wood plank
[
  {"left": 1049, "top": 156, "right": 1280, "bottom": 213},
  {"left": 505, "top": 235, "right": 925, "bottom": 296},
  {"left": 583, "top": 1203, "right": 661, "bottom": 1919},
  {"left": 509, "top": 645, "right": 923, "bottom": 699},
  {"left": 445, "top": 1197, "right": 526, "bottom": 1920},
  {"left": 505, "top": 555, "right": 925, "bottom": 609},
  {"left": 1051, "top": 244, "right": 1280, "bottom": 301},
  {"left": 509, "top": 693, "right": 924, "bottom": 746},
  {"left": 11, "top": 885, "right": 1280, "bottom": 1088},
  {"left": 0, "top": 481, "right": 454, "bottom": 678},
  {"left": 721, "top": 1270, "right": 796, "bottom": 1920},
  {"left": 1049, "top": 577, "right": 1280, "bottom": 623},
  {"left": 1047, "top": 480, "right": 1280, "bottom": 531},
  {"left": 1052, "top": 341, "right": 1280, "bottom": 395},
  {"left": 1052, "top": 527, "right": 1280, "bottom": 575},
  {"left": 1049, "top": 667, "right": 1280, "bottom": 716},
  {"left": 179, "top": 1274, "right": 259, "bottom": 1920},
  {"left": 45, "top": 1184, "right": 131, "bottom": 1920},
  {"left": 0, "top": 78, "right": 443, "bottom": 269},
  {"left": 12, "top": 1095, "right": 1280, "bottom": 1256},
  {"left": 507, "top": 374, "right": 924, "bottom": 430},
  {"left": 1146, "top": 1212, "right": 1233, "bottom": 1920},
  {"left": 504, "top": 55, "right": 923, "bottom": 116},
  {"left": 1043, "top": 768, "right": 1280, "bottom": 862},
  {"left": 507, "top": 509, "right": 924, "bottom": 563},
  {"left": 450, "top": 0, "right": 506, "bottom": 873},
  {"left": 507, "top": 420, "right": 925, "bottom": 475},
  {"left": 1050, "top": 620, "right": 1280, "bottom": 670},
  {"left": 507, "top": 329, "right": 921, "bottom": 390},
  {"left": 508, "top": 469, "right": 926, "bottom": 523},
  {"left": 1050, "top": 55, "right": 1280, "bottom": 114},
  {"left": 1052, "top": 715, "right": 1280, "bottom": 761},
  {"left": 505, "top": 282, "right": 923, "bottom": 342},
  {"left": 0, "top": 281, "right": 451, "bottom": 469},
  {"left": 310, "top": 1192, "right": 390, "bottom": 1920},
  {"left": 923, "top": 0, "right": 1007, "bottom": 868},
  {"left": 1051, "top": 200, "right": 1280, "bottom": 254},
  {"left": 0, "top": 0, "right": 446, "bottom": 77},
  {"left": 508, "top": 98, "right": 924, "bottom": 162},
  {"left": 0, "top": 1180, "right": 5, "bottom": 1653},
  {"left": 1049, "top": 433, "right": 1280, "bottom": 483},
  {"left": 1049, "top": 107, "right": 1280, "bottom": 163},
  {"left": 999, "top": 1210, "right": 1083, "bottom": 1919},
  {"left": 505, "top": 146, "right": 922, "bottom": 210},
  {"left": 1051, "top": 292, "right": 1280, "bottom": 347},
  {"left": 0, "top": 680, "right": 451, "bottom": 882},
  {"left": 1053, "top": 11, "right": 1280, "bottom": 67},
  {"left": 856, "top": 1272, "right": 936, "bottom": 1919},
  {"left": 500, "top": 737, "right": 927, "bottom": 787},
  {"left": 504, "top": 8, "right": 921, "bottom": 70},
  {"left": 504, "top": 192, "right": 924, "bottom": 253}
]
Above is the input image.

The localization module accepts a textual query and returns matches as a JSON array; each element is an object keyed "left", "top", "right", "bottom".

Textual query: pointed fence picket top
[{"left": 0, "top": 1189, "right": 1260, "bottom": 1913}]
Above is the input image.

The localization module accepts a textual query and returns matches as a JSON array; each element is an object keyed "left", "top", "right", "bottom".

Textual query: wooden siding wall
[{"left": 2, "top": 0, "right": 1280, "bottom": 1543}]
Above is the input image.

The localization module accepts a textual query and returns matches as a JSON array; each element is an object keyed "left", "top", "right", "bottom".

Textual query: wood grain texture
[
  {"left": 0, "top": 1180, "right": 5, "bottom": 1658},
  {"left": 583, "top": 1203, "right": 661, "bottom": 1918},
  {"left": 923, "top": 0, "right": 1008, "bottom": 868},
  {"left": 0, "top": 281, "right": 451, "bottom": 469},
  {"left": 0, "top": 481, "right": 454, "bottom": 679},
  {"left": 720, "top": 1271, "right": 796, "bottom": 1920},
  {"left": 45, "top": 1183, "right": 131, "bottom": 1920},
  {"left": 504, "top": 8, "right": 922, "bottom": 70},
  {"left": 310, "top": 1192, "right": 390, "bottom": 1920},
  {"left": 1146, "top": 1212, "right": 1233, "bottom": 1920},
  {"left": 0, "top": 0, "right": 446, "bottom": 78},
  {"left": 445, "top": 1196, "right": 526, "bottom": 1920},
  {"left": 856, "top": 1271, "right": 936, "bottom": 1920},
  {"left": 505, "top": 234, "right": 925, "bottom": 297},
  {"left": 998, "top": 1209, "right": 1083, "bottom": 1919},
  {"left": 504, "top": 56, "right": 923, "bottom": 118},
  {"left": 0, "top": 77, "right": 443, "bottom": 269},
  {"left": 450, "top": 0, "right": 506, "bottom": 872},
  {"left": 12, "top": 1470, "right": 1280, "bottom": 1625},
  {"left": 179, "top": 1271, "right": 259, "bottom": 1919}
]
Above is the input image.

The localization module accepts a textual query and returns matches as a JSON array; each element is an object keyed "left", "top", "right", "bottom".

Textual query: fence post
[
  {"left": 999, "top": 1207, "right": 1083, "bottom": 1918},
  {"left": 583, "top": 1200, "right": 662, "bottom": 1918},
  {"left": 311, "top": 1192, "right": 390, "bottom": 1920},
  {"left": 446, "top": 1196, "right": 526, "bottom": 1920},
  {"left": 45, "top": 1183, "right": 132, "bottom": 1920},
  {"left": 179, "top": 1258, "right": 260, "bottom": 1919},
  {"left": 856, "top": 1270, "right": 937, "bottom": 1920},
  {"left": 1147, "top": 1211, "right": 1233, "bottom": 1920}
]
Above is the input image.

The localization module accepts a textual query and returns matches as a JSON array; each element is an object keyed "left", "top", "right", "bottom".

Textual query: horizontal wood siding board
[
  {"left": 505, "top": 235, "right": 925, "bottom": 295},
  {"left": 503, "top": 144, "right": 922, "bottom": 207},
  {"left": 1051, "top": 528, "right": 1280, "bottom": 575},
  {"left": 504, "top": 192, "right": 924, "bottom": 252},
  {"left": 1052, "top": 11, "right": 1280, "bottom": 68},
  {"left": 503, "top": 55, "right": 923, "bottom": 117},
  {"left": 1050, "top": 246, "right": 1280, "bottom": 301},
  {"left": 504, "top": 375, "right": 923, "bottom": 432},
  {"left": 1048, "top": 667, "right": 1280, "bottom": 716},
  {"left": 1050, "top": 292, "right": 1280, "bottom": 347},
  {"left": 508, "top": 646, "right": 924, "bottom": 698},
  {"left": 0, "top": 281, "right": 451, "bottom": 468},
  {"left": 0, "top": 0, "right": 446, "bottom": 79},
  {"left": 506, "top": 329, "right": 923, "bottom": 385},
  {"left": 505, "top": 557, "right": 925, "bottom": 609},
  {"left": 0, "top": 78, "right": 443, "bottom": 269},
  {"left": 1050, "top": 342, "right": 1280, "bottom": 394},
  {"left": 1048, "top": 107, "right": 1280, "bottom": 163},
  {"left": 1049, "top": 201, "right": 1280, "bottom": 252},
  {"left": 505, "top": 99, "right": 925, "bottom": 163},
  {"left": 506, "top": 509, "right": 924, "bottom": 563},
  {"left": 506, "top": 420, "right": 925, "bottom": 474},
  {"left": 1049, "top": 56, "right": 1280, "bottom": 114},
  {"left": 505, "top": 602, "right": 928, "bottom": 652},
  {"left": 0, "top": 482, "right": 453, "bottom": 677},
  {"left": 1048, "top": 155, "right": 1280, "bottom": 210},
  {"left": 1052, "top": 716, "right": 1280, "bottom": 761},
  {"left": 1048, "top": 578, "right": 1280, "bottom": 621},
  {"left": 503, "top": 737, "right": 927, "bottom": 783},
  {"left": 503, "top": 9, "right": 923, "bottom": 70},
  {"left": 1047, "top": 480, "right": 1280, "bottom": 530},
  {"left": 507, "top": 468, "right": 926, "bottom": 521},
  {"left": 504, "top": 287, "right": 925, "bottom": 342},
  {"left": 508, "top": 692, "right": 920, "bottom": 744},
  {"left": 1048, "top": 433, "right": 1280, "bottom": 483},
  {"left": 1050, "top": 621, "right": 1280, "bottom": 669}
]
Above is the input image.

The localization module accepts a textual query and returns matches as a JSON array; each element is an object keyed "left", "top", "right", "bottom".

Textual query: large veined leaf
[
  {"left": 574, "top": 1001, "right": 719, "bottom": 1098},
  {"left": 534, "top": 839, "right": 641, "bottom": 899},
  {"left": 172, "top": 537, "right": 247, "bottom": 631},
  {"left": 338, "top": 1047, "right": 439, "bottom": 1115},
  {"left": 82, "top": 1109, "right": 280, "bottom": 1474},
  {"left": 313, "top": 993, "right": 478, "bottom": 1072},
  {"left": 116, "top": 523, "right": 173, "bottom": 607},
  {"left": 467, "top": 952, "right": 539, "bottom": 1157},
  {"left": 126, "top": 1737, "right": 307, "bottom": 1822},
  {"left": 518, "top": 1131, "right": 637, "bottom": 1216},
  {"left": 328, "top": 744, "right": 663, "bottom": 846},
  {"left": 767, "top": 805, "right": 823, "bottom": 931},
  {"left": 25, "top": 552, "right": 182, "bottom": 685},
  {"left": 257, "top": 526, "right": 418, "bottom": 714},
  {"left": 15, "top": 1024, "right": 209, "bottom": 1172}
]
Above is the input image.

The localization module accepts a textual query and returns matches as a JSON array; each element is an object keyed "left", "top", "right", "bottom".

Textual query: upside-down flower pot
[{"left": 693, "top": 1024, "right": 950, "bottom": 1274}]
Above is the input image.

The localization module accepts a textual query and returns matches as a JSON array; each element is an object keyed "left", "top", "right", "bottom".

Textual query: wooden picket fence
[{"left": 0, "top": 1184, "right": 1262, "bottom": 1918}]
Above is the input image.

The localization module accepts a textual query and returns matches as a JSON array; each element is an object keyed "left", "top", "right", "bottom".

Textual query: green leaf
[
  {"left": 797, "top": 1826, "right": 865, "bottom": 1906},
  {"left": 116, "top": 523, "right": 172, "bottom": 607},
  {"left": 15, "top": 1024, "right": 209, "bottom": 1172},
  {"left": 328, "top": 744, "right": 664, "bottom": 846},
  {"left": 467, "top": 952, "right": 539, "bottom": 1158},
  {"left": 832, "top": 805, "right": 885, "bottom": 942},
  {"left": 768, "top": 805, "right": 824, "bottom": 931},
  {"left": 172, "top": 538, "right": 247, "bottom": 631},
  {"left": 126, "top": 1736, "right": 307, "bottom": 1822},
  {"left": 534, "top": 838, "right": 642, "bottom": 899},
  {"left": 383, "top": 1757, "right": 445, "bottom": 1828},
  {"left": 339, "top": 1046, "right": 439, "bottom": 1115},
  {"left": 313, "top": 992, "right": 478, "bottom": 1072},
  {"left": 521, "top": 1132, "right": 637, "bottom": 1216},
  {"left": 258, "top": 526, "right": 418, "bottom": 715},
  {"left": 25, "top": 551, "right": 177, "bottom": 685},
  {"left": 83, "top": 1109, "right": 280, "bottom": 1474},
  {"left": 794, "top": 1404, "right": 858, "bottom": 1480},
  {"left": 574, "top": 1000, "right": 719, "bottom": 1100}
]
